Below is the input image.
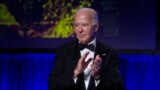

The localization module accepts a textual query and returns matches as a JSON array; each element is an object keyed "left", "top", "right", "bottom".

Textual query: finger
[
  {"left": 95, "top": 55, "right": 102, "bottom": 61},
  {"left": 93, "top": 55, "right": 102, "bottom": 70},
  {"left": 92, "top": 64, "right": 100, "bottom": 73},
  {"left": 91, "top": 63, "right": 96, "bottom": 71},
  {"left": 85, "top": 58, "right": 93, "bottom": 64},
  {"left": 91, "top": 66, "right": 98, "bottom": 74},
  {"left": 94, "top": 55, "right": 102, "bottom": 64},
  {"left": 91, "top": 61, "right": 97, "bottom": 69},
  {"left": 80, "top": 51, "right": 89, "bottom": 62},
  {"left": 83, "top": 58, "right": 93, "bottom": 70},
  {"left": 94, "top": 62, "right": 99, "bottom": 69},
  {"left": 94, "top": 60, "right": 101, "bottom": 67}
]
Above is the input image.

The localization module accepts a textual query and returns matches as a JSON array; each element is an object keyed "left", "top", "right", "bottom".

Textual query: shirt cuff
[
  {"left": 73, "top": 77, "right": 78, "bottom": 84},
  {"left": 95, "top": 79, "right": 100, "bottom": 86}
]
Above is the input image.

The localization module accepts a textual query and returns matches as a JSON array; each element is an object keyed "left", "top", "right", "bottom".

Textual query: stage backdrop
[{"left": 0, "top": 0, "right": 156, "bottom": 50}]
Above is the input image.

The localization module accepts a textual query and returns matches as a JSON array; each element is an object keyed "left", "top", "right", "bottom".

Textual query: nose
[{"left": 77, "top": 25, "right": 83, "bottom": 33}]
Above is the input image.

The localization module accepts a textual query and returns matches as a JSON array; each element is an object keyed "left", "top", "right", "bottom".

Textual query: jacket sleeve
[
  {"left": 97, "top": 50, "right": 124, "bottom": 90},
  {"left": 48, "top": 47, "right": 77, "bottom": 90}
]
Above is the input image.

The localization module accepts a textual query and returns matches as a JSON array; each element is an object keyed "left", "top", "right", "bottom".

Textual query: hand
[
  {"left": 91, "top": 55, "right": 102, "bottom": 80},
  {"left": 74, "top": 51, "right": 92, "bottom": 78}
]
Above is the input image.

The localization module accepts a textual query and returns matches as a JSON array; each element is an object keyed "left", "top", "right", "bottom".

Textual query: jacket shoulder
[
  {"left": 55, "top": 40, "right": 78, "bottom": 52},
  {"left": 97, "top": 41, "right": 118, "bottom": 54}
]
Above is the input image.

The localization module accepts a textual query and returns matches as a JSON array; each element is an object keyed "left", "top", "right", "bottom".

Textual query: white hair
[{"left": 75, "top": 7, "right": 99, "bottom": 25}]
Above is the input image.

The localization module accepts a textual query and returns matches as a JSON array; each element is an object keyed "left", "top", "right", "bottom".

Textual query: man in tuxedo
[{"left": 49, "top": 7, "right": 123, "bottom": 90}]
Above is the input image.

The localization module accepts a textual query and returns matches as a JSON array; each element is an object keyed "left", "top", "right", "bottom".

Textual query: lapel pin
[{"left": 102, "top": 53, "right": 106, "bottom": 56}]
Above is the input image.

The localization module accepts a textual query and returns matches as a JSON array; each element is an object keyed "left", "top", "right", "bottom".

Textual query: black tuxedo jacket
[{"left": 49, "top": 40, "right": 124, "bottom": 90}]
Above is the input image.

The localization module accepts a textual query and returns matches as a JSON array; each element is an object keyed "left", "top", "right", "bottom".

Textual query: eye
[
  {"left": 74, "top": 23, "right": 78, "bottom": 27},
  {"left": 83, "top": 23, "right": 89, "bottom": 26}
]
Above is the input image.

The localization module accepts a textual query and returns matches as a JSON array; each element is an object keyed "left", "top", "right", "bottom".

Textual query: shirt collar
[
  {"left": 78, "top": 38, "right": 96, "bottom": 46},
  {"left": 88, "top": 38, "right": 96, "bottom": 48},
  {"left": 79, "top": 38, "right": 96, "bottom": 51}
]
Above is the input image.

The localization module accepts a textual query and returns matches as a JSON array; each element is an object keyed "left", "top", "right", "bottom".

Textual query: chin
[
  {"left": 80, "top": 40, "right": 89, "bottom": 44},
  {"left": 78, "top": 37, "right": 90, "bottom": 44},
  {"left": 79, "top": 39, "right": 86, "bottom": 44}
]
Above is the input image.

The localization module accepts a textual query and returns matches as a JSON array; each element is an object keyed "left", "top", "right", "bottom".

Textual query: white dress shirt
[
  {"left": 80, "top": 39, "right": 96, "bottom": 89},
  {"left": 74, "top": 38, "right": 100, "bottom": 90}
]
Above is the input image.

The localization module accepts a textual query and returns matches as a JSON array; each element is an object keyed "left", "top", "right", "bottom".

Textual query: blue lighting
[{"left": 0, "top": 53, "right": 160, "bottom": 90}]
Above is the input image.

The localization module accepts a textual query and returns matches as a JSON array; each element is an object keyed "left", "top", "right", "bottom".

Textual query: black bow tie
[{"left": 79, "top": 43, "right": 95, "bottom": 51}]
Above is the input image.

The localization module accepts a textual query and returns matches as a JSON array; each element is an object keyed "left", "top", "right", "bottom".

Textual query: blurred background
[{"left": 0, "top": 0, "right": 159, "bottom": 90}]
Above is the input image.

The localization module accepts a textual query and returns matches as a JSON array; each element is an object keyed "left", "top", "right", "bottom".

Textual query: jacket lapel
[
  {"left": 70, "top": 40, "right": 86, "bottom": 90},
  {"left": 70, "top": 40, "right": 81, "bottom": 72},
  {"left": 87, "top": 41, "right": 110, "bottom": 90},
  {"left": 87, "top": 41, "right": 102, "bottom": 90}
]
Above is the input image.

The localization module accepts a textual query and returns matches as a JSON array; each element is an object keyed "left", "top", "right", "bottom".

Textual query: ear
[{"left": 94, "top": 24, "right": 99, "bottom": 32}]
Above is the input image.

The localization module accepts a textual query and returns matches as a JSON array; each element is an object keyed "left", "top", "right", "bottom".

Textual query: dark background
[
  {"left": 0, "top": 0, "right": 158, "bottom": 53},
  {"left": 0, "top": 0, "right": 159, "bottom": 90}
]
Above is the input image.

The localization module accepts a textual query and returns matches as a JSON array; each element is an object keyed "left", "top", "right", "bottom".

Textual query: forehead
[{"left": 74, "top": 11, "right": 92, "bottom": 22}]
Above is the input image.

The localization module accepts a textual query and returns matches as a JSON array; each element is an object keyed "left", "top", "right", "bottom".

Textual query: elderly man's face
[{"left": 74, "top": 12, "right": 98, "bottom": 44}]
